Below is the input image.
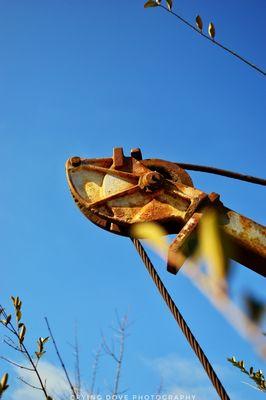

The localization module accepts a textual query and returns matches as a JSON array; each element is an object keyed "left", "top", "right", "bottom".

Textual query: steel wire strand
[
  {"left": 131, "top": 237, "right": 230, "bottom": 400},
  {"left": 176, "top": 163, "right": 266, "bottom": 186}
]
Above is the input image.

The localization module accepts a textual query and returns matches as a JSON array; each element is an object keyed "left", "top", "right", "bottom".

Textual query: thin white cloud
[
  {"left": 143, "top": 353, "right": 230, "bottom": 400},
  {"left": 150, "top": 354, "right": 206, "bottom": 384},
  {"left": 11, "top": 360, "right": 73, "bottom": 400}
]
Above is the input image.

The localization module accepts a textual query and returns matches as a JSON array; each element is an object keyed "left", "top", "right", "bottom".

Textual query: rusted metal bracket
[{"left": 66, "top": 148, "right": 266, "bottom": 277}]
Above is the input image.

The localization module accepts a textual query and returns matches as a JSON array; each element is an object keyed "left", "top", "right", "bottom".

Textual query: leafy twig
[
  {"left": 228, "top": 356, "right": 266, "bottom": 391},
  {"left": 144, "top": 0, "right": 266, "bottom": 76},
  {"left": 0, "top": 298, "right": 51, "bottom": 399}
]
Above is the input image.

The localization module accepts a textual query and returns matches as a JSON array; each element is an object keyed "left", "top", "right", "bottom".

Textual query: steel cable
[
  {"left": 176, "top": 163, "right": 266, "bottom": 186},
  {"left": 131, "top": 237, "right": 230, "bottom": 400}
]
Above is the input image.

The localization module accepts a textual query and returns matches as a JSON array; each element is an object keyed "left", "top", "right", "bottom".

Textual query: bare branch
[
  {"left": 3, "top": 338, "right": 25, "bottom": 353},
  {"left": 89, "top": 344, "right": 102, "bottom": 395},
  {"left": 74, "top": 324, "right": 81, "bottom": 396},
  {"left": 0, "top": 356, "right": 34, "bottom": 371},
  {"left": 18, "top": 376, "right": 43, "bottom": 391},
  {"left": 101, "top": 333, "right": 119, "bottom": 363},
  {"left": 112, "top": 314, "right": 129, "bottom": 396},
  {"left": 45, "top": 317, "right": 77, "bottom": 400}
]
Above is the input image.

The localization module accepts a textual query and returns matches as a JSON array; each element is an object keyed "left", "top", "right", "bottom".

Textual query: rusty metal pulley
[{"left": 66, "top": 147, "right": 266, "bottom": 277}]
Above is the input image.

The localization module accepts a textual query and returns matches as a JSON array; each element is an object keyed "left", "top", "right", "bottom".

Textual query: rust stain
[
  {"left": 66, "top": 147, "right": 266, "bottom": 277},
  {"left": 65, "top": 148, "right": 205, "bottom": 233}
]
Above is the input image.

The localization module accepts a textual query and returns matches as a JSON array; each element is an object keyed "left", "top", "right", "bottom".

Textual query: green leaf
[
  {"left": 19, "top": 324, "right": 26, "bottom": 343},
  {"left": 195, "top": 15, "right": 203, "bottom": 31},
  {"left": 166, "top": 0, "right": 173, "bottom": 10},
  {"left": 16, "top": 310, "right": 22, "bottom": 322},
  {"left": 144, "top": 0, "right": 159, "bottom": 8},
  {"left": 0, "top": 374, "right": 8, "bottom": 390},
  {"left": 208, "top": 22, "right": 215, "bottom": 39}
]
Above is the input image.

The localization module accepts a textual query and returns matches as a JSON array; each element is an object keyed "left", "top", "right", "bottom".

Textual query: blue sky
[{"left": 0, "top": 1, "right": 265, "bottom": 399}]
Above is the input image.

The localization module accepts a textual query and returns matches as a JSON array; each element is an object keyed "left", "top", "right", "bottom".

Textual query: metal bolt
[
  {"left": 139, "top": 171, "right": 163, "bottom": 191},
  {"left": 131, "top": 148, "right": 142, "bottom": 161},
  {"left": 70, "top": 156, "right": 81, "bottom": 167}
]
